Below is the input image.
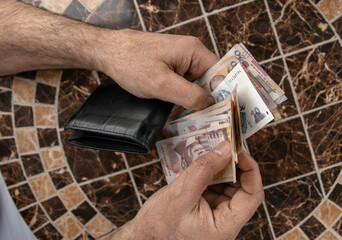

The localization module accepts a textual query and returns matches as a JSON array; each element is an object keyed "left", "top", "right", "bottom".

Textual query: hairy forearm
[{"left": 0, "top": 0, "right": 111, "bottom": 75}]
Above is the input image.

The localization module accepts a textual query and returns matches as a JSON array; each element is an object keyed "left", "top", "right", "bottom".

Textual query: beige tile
[
  {"left": 283, "top": 228, "right": 307, "bottom": 240},
  {"left": 36, "top": 70, "right": 62, "bottom": 86},
  {"left": 59, "top": 184, "right": 85, "bottom": 209},
  {"left": 35, "top": 105, "right": 56, "bottom": 126},
  {"left": 15, "top": 128, "right": 38, "bottom": 154},
  {"left": 13, "top": 77, "right": 35, "bottom": 104},
  {"left": 339, "top": 174, "right": 342, "bottom": 183},
  {"left": 86, "top": 214, "right": 113, "bottom": 238},
  {"left": 40, "top": 0, "right": 72, "bottom": 14},
  {"left": 41, "top": 147, "right": 65, "bottom": 170},
  {"left": 318, "top": 0, "right": 342, "bottom": 21},
  {"left": 315, "top": 200, "right": 342, "bottom": 226},
  {"left": 81, "top": 0, "right": 103, "bottom": 10},
  {"left": 55, "top": 212, "right": 82, "bottom": 239},
  {"left": 318, "top": 230, "right": 339, "bottom": 240},
  {"left": 29, "top": 174, "right": 55, "bottom": 201}
]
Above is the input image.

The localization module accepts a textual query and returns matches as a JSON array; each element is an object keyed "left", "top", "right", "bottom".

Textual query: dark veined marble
[
  {"left": 166, "top": 18, "right": 215, "bottom": 53},
  {"left": 74, "top": 231, "right": 95, "bottom": 240},
  {"left": 305, "top": 103, "right": 342, "bottom": 168},
  {"left": 37, "top": 128, "right": 59, "bottom": 148},
  {"left": 60, "top": 130, "right": 126, "bottom": 183},
  {"left": 20, "top": 204, "right": 49, "bottom": 231},
  {"left": 0, "top": 161, "right": 26, "bottom": 186},
  {"left": 287, "top": 41, "right": 341, "bottom": 111},
  {"left": 41, "top": 196, "right": 67, "bottom": 221},
  {"left": 0, "top": 75, "right": 13, "bottom": 88},
  {"left": 35, "top": 83, "right": 56, "bottom": 105},
  {"left": 138, "top": 0, "right": 202, "bottom": 31},
  {"left": 9, "top": 183, "right": 36, "bottom": 209},
  {"left": 132, "top": 162, "right": 166, "bottom": 202},
  {"left": 208, "top": 0, "right": 279, "bottom": 61},
  {"left": 125, "top": 148, "right": 159, "bottom": 167},
  {"left": 71, "top": 200, "right": 97, "bottom": 225},
  {"left": 63, "top": 0, "right": 90, "bottom": 22},
  {"left": 35, "top": 223, "right": 63, "bottom": 240},
  {"left": 81, "top": 173, "right": 140, "bottom": 227},
  {"left": 0, "top": 89, "right": 12, "bottom": 112},
  {"left": 16, "top": 71, "right": 37, "bottom": 80},
  {"left": 332, "top": 16, "right": 342, "bottom": 37},
  {"left": 49, "top": 166, "right": 74, "bottom": 189},
  {"left": 21, "top": 154, "right": 44, "bottom": 177},
  {"left": 247, "top": 118, "right": 314, "bottom": 186},
  {"left": 321, "top": 167, "right": 341, "bottom": 195},
  {"left": 265, "top": 174, "right": 323, "bottom": 237},
  {"left": 87, "top": 0, "right": 141, "bottom": 30},
  {"left": 0, "top": 138, "right": 18, "bottom": 162},
  {"left": 328, "top": 183, "right": 342, "bottom": 207},
  {"left": 202, "top": 0, "right": 245, "bottom": 12},
  {"left": 268, "top": 0, "right": 335, "bottom": 53},
  {"left": 236, "top": 205, "right": 272, "bottom": 240},
  {"left": 14, "top": 105, "right": 34, "bottom": 127},
  {"left": 0, "top": 114, "right": 13, "bottom": 137},
  {"left": 300, "top": 216, "right": 326, "bottom": 239}
]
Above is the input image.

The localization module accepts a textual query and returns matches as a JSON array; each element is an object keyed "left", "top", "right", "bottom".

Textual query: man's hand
[
  {"left": 0, "top": 0, "right": 218, "bottom": 110},
  {"left": 105, "top": 141, "right": 264, "bottom": 240}
]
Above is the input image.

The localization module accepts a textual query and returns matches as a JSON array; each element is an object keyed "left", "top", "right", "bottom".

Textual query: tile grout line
[
  {"left": 206, "top": 0, "right": 257, "bottom": 17},
  {"left": 263, "top": 0, "right": 326, "bottom": 198},
  {"left": 133, "top": 0, "right": 147, "bottom": 32},
  {"left": 262, "top": 201, "right": 277, "bottom": 239},
  {"left": 329, "top": 12, "right": 342, "bottom": 25},
  {"left": 320, "top": 162, "right": 342, "bottom": 173},
  {"left": 263, "top": 171, "right": 317, "bottom": 190},
  {"left": 156, "top": 15, "right": 205, "bottom": 33},
  {"left": 198, "top": 0, "right": 219, "bottom": 56},
  {"left": 121, "top": 153, "right": 144, "bottom": 207}
]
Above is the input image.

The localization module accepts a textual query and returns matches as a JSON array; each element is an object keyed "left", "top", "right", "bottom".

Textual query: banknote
[
  {"left": 211, "top": 63, "right": 274, "bottom": 139},
  {"left": 156, "top": 123, "right": 236, "bottom": 185}
]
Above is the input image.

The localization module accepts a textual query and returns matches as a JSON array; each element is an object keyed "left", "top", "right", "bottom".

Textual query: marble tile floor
[{"left": 0, "top": 0, "right": 341, "bottom": 239}]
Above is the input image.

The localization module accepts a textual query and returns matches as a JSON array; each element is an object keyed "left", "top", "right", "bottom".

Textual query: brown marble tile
[
  {"left": 0, "top": 89, "right": 12, "bottom": 112},
  {"left": 55, "top": 212, "right": 82, "bottom": 239},
  {"left": 85, "top": 214, "right": 113, "bottom": 238},
  {"left": 321, "top": 167, "right": 341, "bottom": 195},
  {"left": 262, "top": 59, "right": 298, "bottom": 120},
  {"left": 58, "top": 69, "right": 98, "bottom": 128},
  {"left": 40, "top": 0, "right": 72, "bottom": 14},
  {"left": 81, "top": 0, "right": 103, "bottom": 10},
  {"left": 126, "top": 148, "right": 159, "bottom": 167},
  {"left": 41, "top": 147, "right": 65, "bottom": 170},
  {"left": 202, "top": 0, "right": 245, "bottom": 12},
  {"left": 36, "top": 70, "right": 62, "bottom": 86},
  {"left": 74, "top": 231, "right": 95, "bottom": 240},
  {"left": 16, "top": 128, "right": 39, "bottom": 154},
  {"left": 49, "top": 166, "right": 73, "bottom": 189},
  {"left": 305, "top": 103, "right": 341, "bottom": 168},
  {"left": 20, "top": 204, "right": 49, "bottom": 231},
  {"left": 132, "top": 162, "right": 166, "bottom": 203},
  {"left": 16, "top": 71, "right": 37, "bottom": 80},
  {"left": 72, "top": 200, "right": 97, "bottom": 225},
  {"left": 138, "top": 0, "right": 201, "bottom": 31},
  {"left": 61, "top": 130, "right": 125, "bottom": 182},
  {"left": 41, "top": 196, "right": 68, "bottom": 221},
  {"left": 315, "top": 199, "right": 341, "bottom": 226},
  {"left": 14, "top": 105, "right": 34, "bottom": 127},
  {"left": 265, "top": 174, "right": 323, "bottom": 237},
  {"left": 86, "top": 0, "right": 141, "bottom": 30},
  {"left": 318, "top": 0, "right": 342, "bottom": 21},
  {"left": 209, "top": 0, "right": 279, "bottom": 60},
  {"left": 282, "top": 228, "right": 307, "bottom": 240},
  {"left": 318, "top": 230, "right": 340, "bottom": 240},
  {"left": 269, "top": 0, "right": 335, "bottom": 53},
  {"left": 236, "top": 205, "right": 272, "bottom": 240},
  {"left": 0, "top": 75, "right": 13, "bottom": 88},
  {"left": 64, "top": 0, "right": 90, "bottom": 21},
  {"left": 332, "top": 16, "right": 342, "bottom": 37},
  {"left": 287, "top": 41, "right": 341, "bottom": 111},
  {"left": 333, "top": 215, "right": 342, "bottom": 236},
  {"left": 0, "top": 161, "right": 25, "bottom": 186},
  {"left": 35, "top": 223, "right": 63, "bottom": 240},
  {"left": 81, "top": 173, "right": 140, "bottom": 227},
  {"left": 35, "top": 105, "right": 56, "bottom": 127},
  {"left": 0, "top": 114, "right": 13, "bottom": 136},
  {"left": 35, "top": 83, "right": 56, "bottom": 105},
  {"left": 12, "top": 77, "right": 35, "bottom": 104},
  {"left": 300, "top": 215, "right": 326, "bottom": 239},
  {"left": 0, "top": 138, "right": 18, "bottom": 162},
  {"left": 9, "top": 183, "right": 36, "bottom": 209},
  {"left": 247, "top": 118, "right": 314, "bottom": 186},
  {"left": 29, "top": 174, "right": 55, "bottom": 201},
  {"left": 21, "top": 153, "right": 44, "bottom": 177},
  {"left": 37, "top": 128, "right": 59, "bottom": 148},
  {"left": 58, "top": 183, "right": 85, "bottom": 209},
  {"left": 329, "top": 183, "right": 342, "bottom": 207},
  {"left": 165, "top": 18, "right": 214, "bottom": 53}
]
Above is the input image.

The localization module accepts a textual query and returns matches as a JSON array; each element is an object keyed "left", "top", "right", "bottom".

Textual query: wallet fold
[{"left": 65, "top": 78, "right": 173, "bottom": 154}]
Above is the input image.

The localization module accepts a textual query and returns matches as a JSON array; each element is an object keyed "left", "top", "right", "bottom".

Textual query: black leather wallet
[{"left": 65, "top": 78, "right": 173, "bottom": 154}]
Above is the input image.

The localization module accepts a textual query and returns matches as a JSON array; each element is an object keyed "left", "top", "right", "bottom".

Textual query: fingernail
[{"left": 214, "top": 141, "right": 231, "bottom": 157}]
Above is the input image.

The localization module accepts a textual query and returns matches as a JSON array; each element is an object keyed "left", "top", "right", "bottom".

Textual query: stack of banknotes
[{"left": 156, "top": 43, "right": 287, "bottom": 185}]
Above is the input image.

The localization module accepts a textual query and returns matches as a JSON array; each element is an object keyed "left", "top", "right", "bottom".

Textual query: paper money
[
  {"left": 157, "top": 123, "right": 236, "bottom": 185},
  {"left": 211, "top": 63, "right": 274, "bottom": 139}
]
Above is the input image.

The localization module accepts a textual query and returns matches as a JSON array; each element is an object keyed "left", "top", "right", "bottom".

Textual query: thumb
[{"left": 172, "top": 141, "right": 232, "bottom": 206}]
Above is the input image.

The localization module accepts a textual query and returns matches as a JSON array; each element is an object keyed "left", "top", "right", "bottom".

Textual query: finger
[
  {"left": 223, "top": 185, "right": 240, "bottom": 198},
  {"left": 203, "top": 190, "right": 231, "bottom": 209},
  {"left": 172, "top": 141, "right": 232, "bottom": 208},
  {"left": 155, "top": 70, "right": 215, "bottom": 110}
]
